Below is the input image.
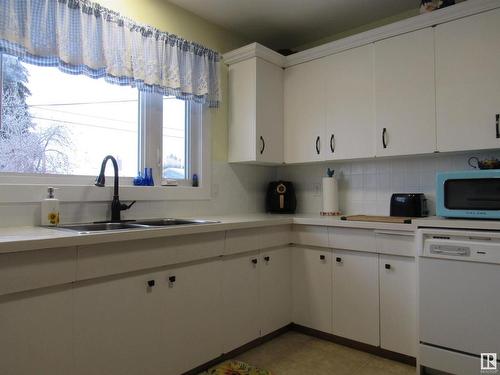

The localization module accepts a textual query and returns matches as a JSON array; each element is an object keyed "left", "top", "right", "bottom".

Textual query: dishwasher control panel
[
  {"left": 420, "top": 228, "right": 500, "bottom": 264},
  {"left": 429, "top": 244, "right": 470, "bottom": 257}
]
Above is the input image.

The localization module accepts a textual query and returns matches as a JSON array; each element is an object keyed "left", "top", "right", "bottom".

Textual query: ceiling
[{"left": 168, "top": 0, "right": 419, "bottom": 51}]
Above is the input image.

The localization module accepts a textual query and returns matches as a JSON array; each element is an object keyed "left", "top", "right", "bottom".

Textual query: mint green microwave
[{"left": 436, "top": 170, "right": 500, "bottom": 219}]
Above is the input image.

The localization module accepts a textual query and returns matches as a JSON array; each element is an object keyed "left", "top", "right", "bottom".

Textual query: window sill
[{"left": 0, "top": 183, "right": 211, "bottom": 203}]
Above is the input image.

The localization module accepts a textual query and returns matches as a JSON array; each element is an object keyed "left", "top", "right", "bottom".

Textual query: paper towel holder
[{"left": 321, "top": 169, "right": 342, "bottom": 216}]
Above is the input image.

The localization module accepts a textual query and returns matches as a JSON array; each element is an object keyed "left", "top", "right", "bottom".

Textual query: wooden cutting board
[{"left": 340, "top": 215, "right": 413, "bottom": 224}]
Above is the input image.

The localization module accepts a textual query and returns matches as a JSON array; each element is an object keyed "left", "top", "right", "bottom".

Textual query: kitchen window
[{"left": 0, "top": 52, "right": 206, "bottom": 190}]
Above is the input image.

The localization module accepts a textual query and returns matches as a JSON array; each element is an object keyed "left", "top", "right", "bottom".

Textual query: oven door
[{"left": 419, "top": 256, "right": 500, "bottom": 355}]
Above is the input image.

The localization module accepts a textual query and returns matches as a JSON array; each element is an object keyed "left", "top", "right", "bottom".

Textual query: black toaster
[
  {"left": 390, "top": 193, "right": 428, "bottom": 217},
  {"left": 266, "top": 181, "right": 297, "bottom": 214}
]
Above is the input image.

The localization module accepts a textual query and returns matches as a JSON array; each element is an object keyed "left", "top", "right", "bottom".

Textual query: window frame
[{"left": 0, "top": 55, "right": 211, "bottom": 203}]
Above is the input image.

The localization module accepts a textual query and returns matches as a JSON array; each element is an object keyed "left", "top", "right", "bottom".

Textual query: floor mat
[{"left": 203, "top": 360, "right": 272, "bottom": 375}]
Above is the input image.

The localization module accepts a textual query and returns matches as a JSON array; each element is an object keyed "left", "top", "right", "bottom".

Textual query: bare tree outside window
[
  {"left": 0, "top": 54, "right": 71, "bottom": 174},
  {"left": 0, "top": 53, "right": 139, "bottom": 177}
]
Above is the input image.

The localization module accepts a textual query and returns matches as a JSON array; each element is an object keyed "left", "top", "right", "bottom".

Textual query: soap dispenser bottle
[{"left": 41, "top": 187, "right": 60, "bottom": 226}]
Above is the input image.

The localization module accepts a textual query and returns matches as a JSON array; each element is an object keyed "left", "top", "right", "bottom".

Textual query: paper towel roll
[{"left": 322, "top": 176, "right": 340, "bottom": 215}]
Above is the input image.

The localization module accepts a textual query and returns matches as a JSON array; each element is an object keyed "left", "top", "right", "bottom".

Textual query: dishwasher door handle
[{"left": 430, "top": 248, "right": 470, "bottom": 256}]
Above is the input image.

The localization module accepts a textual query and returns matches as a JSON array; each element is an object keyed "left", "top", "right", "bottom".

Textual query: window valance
[{"left": 0, "top": 0, "right": 221, "bottom": 107}]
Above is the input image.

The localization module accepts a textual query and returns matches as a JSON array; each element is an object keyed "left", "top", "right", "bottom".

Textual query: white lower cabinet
[
  {"left": 75, "top": 260, "right": 223, "bottom": 375},
  {"left": 161, "top": 259, "right": 223, "bottom": 374},
  {"left": 222, "top": 251, "right": 261, "bottom": 352},
  {"left": 0, "top": 286, "right": 74, "bottom": 375},
  {"left": 260, "top": 246, "right": 292, "bottom": 336},
  {"left": 74, "top": 271, "right": 164, "bottom": 375},
  {"left": 332, "top": 250, "right": 379, "bottom": 346},
  {"left": 292, "top": 246, "right": 332, "bottom": 333},
  {"left": 1, "top": 226, "right": 419, "bottom": 375},
  {"left": 379, "top": 255, "right": 416, "bottom": 357}
]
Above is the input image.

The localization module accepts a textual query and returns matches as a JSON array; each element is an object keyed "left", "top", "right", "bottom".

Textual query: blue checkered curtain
[{"left": 0, "top": 0, "right": 221, "bottom": 107}]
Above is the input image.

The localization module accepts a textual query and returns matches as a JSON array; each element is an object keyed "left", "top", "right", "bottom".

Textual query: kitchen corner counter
[{"left": 3, "top": 213, "right": 498, "bottom": 254}]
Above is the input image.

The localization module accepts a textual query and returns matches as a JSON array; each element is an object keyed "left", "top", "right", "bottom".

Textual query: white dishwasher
[{"left": 418, "top": 228, "right": 500, "bottom": 375}]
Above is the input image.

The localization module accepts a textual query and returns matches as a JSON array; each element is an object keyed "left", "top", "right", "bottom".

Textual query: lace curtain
[{"left": 0, "top": 0, "right": 221, "bottom": 107}]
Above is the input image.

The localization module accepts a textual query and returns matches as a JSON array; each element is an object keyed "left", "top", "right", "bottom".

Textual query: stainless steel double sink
[{"left": 54, "top": 218, "right": 219, "bottom": 234}]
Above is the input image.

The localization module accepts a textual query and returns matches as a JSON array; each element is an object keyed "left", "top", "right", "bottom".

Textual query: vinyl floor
[{"left": 233, "top": 331, "right": 416, "bottom": 375}]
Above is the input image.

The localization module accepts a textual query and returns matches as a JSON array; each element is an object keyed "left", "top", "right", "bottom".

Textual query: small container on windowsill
[{"left": 162, "top": 179, "right": 178, "bottom": 186}]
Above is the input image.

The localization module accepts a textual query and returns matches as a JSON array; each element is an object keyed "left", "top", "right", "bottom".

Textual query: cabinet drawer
[
  {"left": 260, "top": 225, "right": 291, "bottom": 249},
  {"left": 328, "top": 227, "right": 375, "bottom": 252},
  {"left": 77, "top": 232, "right": 224, "bottom": 280},
  {"left": 0, "top": 247, "right": 76, "bottom": 296},
  {"left": 292, "top": 225, "right": 329, "bottom": 247},
  {"left": 225, "top": 225, "right": 291, "bottom": 255},
  {"left": 375, "top": 230, "right": 415, "bottom": 257}
]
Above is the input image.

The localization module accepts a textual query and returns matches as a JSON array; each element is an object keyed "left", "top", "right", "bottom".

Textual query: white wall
[
  {"left": 0, "top": 162, "right": 277, "bottom": 227},
  {"left": 277, "top": 151, "right": 500, "bottom": 216}
]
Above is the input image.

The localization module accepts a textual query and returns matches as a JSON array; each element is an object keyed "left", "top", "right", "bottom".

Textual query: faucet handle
[{"left": 120, "top": 201, "right": 136, "bottom": 211}]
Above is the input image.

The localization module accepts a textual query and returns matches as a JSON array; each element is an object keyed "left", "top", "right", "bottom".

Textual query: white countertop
[
  {"left": 413, "top": 216, "right": 500, "bottom": 231},
  {"left": 293, "top": 215, "right": 417, "bottom": 232},
  {"left": 1, "top": 213, "right": 498, "bottom": 254},
  {"left": 0, "top": 214, "right": 293, "bottom": 254}
]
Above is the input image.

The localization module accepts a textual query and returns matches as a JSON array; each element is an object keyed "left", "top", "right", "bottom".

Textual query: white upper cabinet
[
  {"left": 324, "top": 45, "right": 375, "bottom": 160},
  {"left": 435, "top": 8, "right": 500, "bottom": 152},
  {"left": 284, "top": 58, "right": 327, "bottom": 163},
  {"left": 374, "top": 28, "right": 437, "bottom": 156},
  {"left": 228, "top": 56, "right": 284, "bottom": 164}
]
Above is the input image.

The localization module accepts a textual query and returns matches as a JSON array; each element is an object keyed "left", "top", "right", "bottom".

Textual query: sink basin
[
  {"left": 56, "top": 222, "right": 149, "bottom": 233},
  {"left": 133, "top": 218, "right": 219, "bottom": 226},
  {"left": 54, "top": 218, "right": 219, "bottom": 233}
]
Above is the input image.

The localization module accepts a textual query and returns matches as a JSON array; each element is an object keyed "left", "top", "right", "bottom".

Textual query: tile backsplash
[
  {"left": 277, "top": 151, "right": 500, "bottom": 216},
  {"left": 3, "top": 150, "right": 500, "bottom": 227}
]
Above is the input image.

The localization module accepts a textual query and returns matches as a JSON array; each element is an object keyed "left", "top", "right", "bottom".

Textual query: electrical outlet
[
  {"left": 212, "top": 183, "right": 219, "bottom": 198},
  {"left": 313, "top": 182, "right": 321, "bottom": 197}
]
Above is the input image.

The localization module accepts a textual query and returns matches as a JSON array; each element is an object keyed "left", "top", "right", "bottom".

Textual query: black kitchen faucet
[{"left": 95, "top": 155, "right": 136, "bottom": 222}]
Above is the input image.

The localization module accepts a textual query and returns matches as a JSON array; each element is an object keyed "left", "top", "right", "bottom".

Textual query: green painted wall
[{"left": 97, "top": 0, "right": 249, "bottom": 161}]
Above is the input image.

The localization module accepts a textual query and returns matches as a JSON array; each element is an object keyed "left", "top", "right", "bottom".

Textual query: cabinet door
[
  {"left": 161, "top": 259, "right": 223, "bottom": 374},
  {"left": 325, "top": 45, "right": 375, "bottom": 160},
  {"left": 228, "top": 58, "right": 257, "bottom": 163},
  {"left": 374, "top": 28, "right": 436, "bottom": 156},
  {"left": 0, "top": 286, "right": 73, "bottom": 375},
  {"left": 292, "top": 247, "right": 332, "bottom": 333},
  {"left": 333, "top": 250, "right": 379, "bottom": 346},
  {"left": 436, "top": 8, "right": 500, "bottom": 152},
  {"left": 260, "top": 246, "right": 291, "bottom": 336},
  {"left": 379, "top": 255, "right": 416, "bottom": 357},
  {"left": 74, "top": 272, "right": 163, "bottom": 375},
  {"left": 284, "top": 59, "right": 326, "bottom": 163},
  {"left": 228, "top": 57, "right": 283, "bottom": 164},
  {"left": 256, "top": 58, "right": 284, "bottom": 164},
  {"left": 221, "top": 251, "right": 260, "bottom": 352}
]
